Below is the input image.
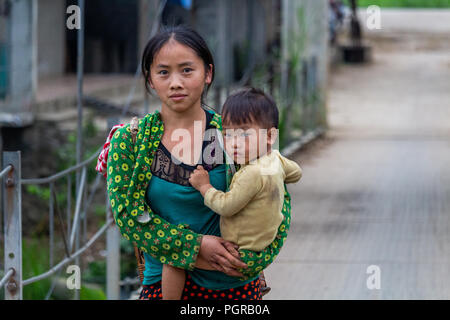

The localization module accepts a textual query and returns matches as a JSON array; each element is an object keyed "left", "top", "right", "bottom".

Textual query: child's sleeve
[
  {"left": 279, "top": 155, "right": 302, "bottom": 184},
  {"left": 204, "top": 166, "right": 262, "bottom": 217}
]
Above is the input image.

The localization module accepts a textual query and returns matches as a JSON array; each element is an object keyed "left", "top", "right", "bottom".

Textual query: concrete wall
[
  {"left": 193, "top": 0, "right": 279, "bottom": 86},
  {"left": 0, "top": 0, "right": 10, "bottom": 99},
  {"left": 138, "top": 0, "right": 160, "bottom": 61},
  {"left": 37, "top": 0, "right": 65, "bottom": 79},
  {"left": 0, "top": 0, "right": 36, "bottom": 126},
  {"left": 280, "top": 0, "right": 328, "bottom": 140}
]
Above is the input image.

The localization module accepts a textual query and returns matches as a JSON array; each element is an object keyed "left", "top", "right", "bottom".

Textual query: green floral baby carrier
[{"left": 106, "top": 109, "right": 292, "bottom": 281}]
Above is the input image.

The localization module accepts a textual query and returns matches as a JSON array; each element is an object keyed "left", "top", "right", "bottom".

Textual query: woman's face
[{"left": 149, "top": 39, "right": 212, "bottom": 114}]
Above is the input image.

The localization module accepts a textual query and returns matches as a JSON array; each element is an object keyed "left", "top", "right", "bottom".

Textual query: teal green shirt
[{"left": 142, "top": 115, "right": 258, "bottom": 290}]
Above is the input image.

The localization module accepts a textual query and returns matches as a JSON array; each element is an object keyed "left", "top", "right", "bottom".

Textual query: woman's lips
[{"left": 170, "top": 94, "right": 187, "bottom": 102}]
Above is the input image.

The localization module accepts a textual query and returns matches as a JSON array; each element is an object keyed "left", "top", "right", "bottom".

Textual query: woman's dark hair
[
  {"left": 141, "top": 25, "right": 215, "bottom": 103},
  {"left": 222, "top": 87, "right": 279, "bottom": 129}
]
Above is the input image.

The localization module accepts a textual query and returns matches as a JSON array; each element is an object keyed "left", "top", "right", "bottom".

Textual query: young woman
[{"left": 104, "top": 25, "right": 292, "bottom": 300}]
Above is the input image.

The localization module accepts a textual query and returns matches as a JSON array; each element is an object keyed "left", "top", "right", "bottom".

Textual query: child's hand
[{"left": 189, "top": 165, "right": 213, "bottom": 196}]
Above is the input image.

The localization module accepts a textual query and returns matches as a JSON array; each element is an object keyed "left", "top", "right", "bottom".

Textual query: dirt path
[{"left": 265, "top": 9, "right": 450, "bottom": 299}]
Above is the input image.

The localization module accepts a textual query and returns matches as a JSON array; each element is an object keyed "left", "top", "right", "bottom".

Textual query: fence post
[
  {"left": 3, "top": 151, "right": 22, "bottom": 300},
  {"left": 106, "top": 118, "right": 120, "bottom": 300}
]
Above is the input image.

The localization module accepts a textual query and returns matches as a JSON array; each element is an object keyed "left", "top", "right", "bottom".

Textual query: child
[{"left": 161, "top": 87, "right": 302, "bottom": 300}]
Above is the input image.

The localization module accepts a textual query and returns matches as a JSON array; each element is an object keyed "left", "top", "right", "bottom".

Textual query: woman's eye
[
  {"left": 158, "top": 70, "right": 168, "bottom": 75},
  {"left": 182, "top": 68, "right": 193, "bottom": 73}
]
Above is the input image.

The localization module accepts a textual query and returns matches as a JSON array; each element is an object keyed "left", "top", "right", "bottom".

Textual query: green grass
[
  {"left": 22, "top": 238, "right": 52, "bottom": 299},
  {"left": 357, "top": 0, "right": 450, "bottom": 7},
  {"left": 3, "top": 237, "right": 108, "bottom": 300},
  {"left": 80, "top": 285, "right": 106, "bottom": 300}
]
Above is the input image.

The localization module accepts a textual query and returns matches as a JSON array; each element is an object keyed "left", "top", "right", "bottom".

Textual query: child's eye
[
  {"left": 158, "top": 70, "right": 168, "bottom": 76},
  {"left": 236, "top": 133, "right": 250, "bottom": 138},
  {"left": 237, "top": 131, "right": 252, "bottom": 138},
  {"left": 182, "top": 68, "right": 193, "bottom": 73}
]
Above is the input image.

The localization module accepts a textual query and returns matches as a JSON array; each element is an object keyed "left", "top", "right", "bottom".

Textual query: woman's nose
[{"left": 169, "top": 74, "right": 183, "bottom": 89}]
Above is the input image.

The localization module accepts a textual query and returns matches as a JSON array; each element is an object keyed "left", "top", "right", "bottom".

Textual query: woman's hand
[
  {"left": 198, "top": 235, "right": 248, "bottom": 277},
  {"left": 189, "top": 165, "right": 213, "bottom": 196}
]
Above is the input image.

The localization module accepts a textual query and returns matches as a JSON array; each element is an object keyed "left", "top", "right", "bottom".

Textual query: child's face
[{"left": 222, "top": 120, "right": 276, "bottom": 165}]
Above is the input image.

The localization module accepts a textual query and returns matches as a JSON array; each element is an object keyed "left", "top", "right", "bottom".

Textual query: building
[{"left": 0, "top": 0, "right": 329, "bottom": 148}]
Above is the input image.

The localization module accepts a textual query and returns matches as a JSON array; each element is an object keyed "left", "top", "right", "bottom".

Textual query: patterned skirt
[{"left": 139, "top": 273, "right": 262, "bottom": 300}]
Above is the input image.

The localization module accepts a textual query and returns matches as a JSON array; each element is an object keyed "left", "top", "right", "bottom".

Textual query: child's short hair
[{"left": 221, "top": 87, "right": 279, "bottom": 129}]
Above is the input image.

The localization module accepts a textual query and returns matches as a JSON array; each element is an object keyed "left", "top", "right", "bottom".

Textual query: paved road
[{"left": 265, "top": 10, "right": 450, "bottom": 299}]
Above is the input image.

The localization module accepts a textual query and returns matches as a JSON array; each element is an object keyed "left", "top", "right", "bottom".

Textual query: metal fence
[
  {"left": 0, "top": 160, "right": 15, "bottom": 295},
  {"left": 0, "top": 148, "right": 132, "bottom": 300}
]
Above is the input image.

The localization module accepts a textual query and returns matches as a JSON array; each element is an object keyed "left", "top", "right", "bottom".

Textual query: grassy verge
[
  {"left": 357, "top": 0, "right": 450, "bottom": 8},
  {"left": 21, "top": 237, "right": 107, "bottom": 299}
]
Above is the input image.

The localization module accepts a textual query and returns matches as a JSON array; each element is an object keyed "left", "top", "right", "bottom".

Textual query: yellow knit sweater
[{"left": 204, "top": 149, "right": 302, "bottom": 251}]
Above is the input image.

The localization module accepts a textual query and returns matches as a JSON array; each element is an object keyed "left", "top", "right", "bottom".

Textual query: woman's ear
[
  {"left": 149, "top": 79, "right": 155, "bottom": 89},
  {"left": 205, "top": 64, "right": 213, "bottom": 85}
]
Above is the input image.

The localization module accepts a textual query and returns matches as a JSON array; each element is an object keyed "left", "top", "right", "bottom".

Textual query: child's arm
[
  {"left": 188, "top": 165, "right": 215, "bottom": 197},
  {"left": 279, "top": 155, "right": 302, "bottom": 184},
  {"left": 189, "top": 165, "right": 262, "bottom": 217}
]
